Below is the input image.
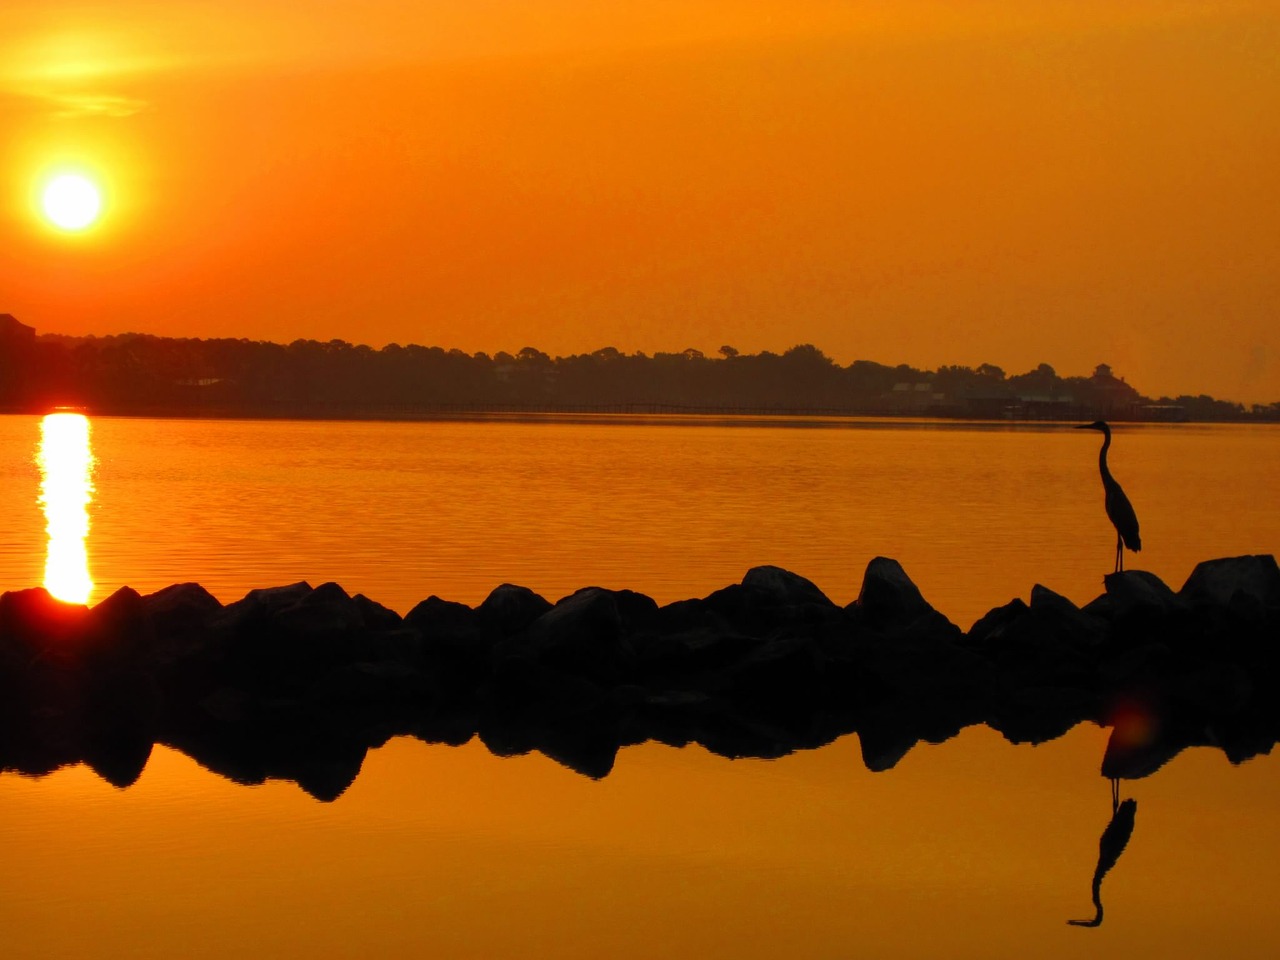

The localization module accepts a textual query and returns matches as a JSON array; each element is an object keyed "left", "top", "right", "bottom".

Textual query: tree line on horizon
[{"left": 0, "top": 323, "right": 1274, "bottom": 422}]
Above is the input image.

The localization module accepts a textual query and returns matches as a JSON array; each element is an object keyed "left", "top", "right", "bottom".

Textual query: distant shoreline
[
  {"left": 3, "top": 319, "right": 1276, "bottom": 421},
  {"left": 4, "top": 402, "right": 1278, "bottom": 426}
]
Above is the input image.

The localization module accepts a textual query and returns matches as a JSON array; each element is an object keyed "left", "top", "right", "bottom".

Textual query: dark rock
[
  {"left": 83, "top": 730, "right": 154, "bottom": 789},
  {"left": 499, "top": 587, "right": 635, "bottom": 684},
  {"left": 203, "top": 582, "right": 368, "bottom": 693},
  {"left": 856, "top": 710, "right": 921, "bottom": 773},
  {"left": 1029, "top": 584, "right": 1104, "bottom": 645},
  {"left": 538, "top": 722, "right": 624, "bottom": 779},
  {"left": 478, "top": 659, "right": 623, "bottom": 778},
  {"left": 477, "top": 583, "right": 553, "bottom": 636},
  {"left": 5, "top": 554, "right": 1280, "bottom": 793},
  {"left": 405, "top": 596, "right": 488, "bottom": 678},
  {"left": 1180, "top": 555, "right": 1280, "bottom": 611},
  {"left": 741, "top": 565, "right": 834, "bottom": 608},
  {"left": 406, "top": 595, "right": 480, "bottom": 639},
  {"left": 633, "top": 626, "right": 760, "bottom": 680},
  {"left": 609, "top": 589, "right": 661, "bottom": 632},
  {"left": 362, "top": 628, "right": 426, "bottom": 664},
  {"left": 485, "top": 656, "right": 612, "bottom": 716},
  {"left": 273, "top": 581, "right": 364, "bottom": 636},
  {"left": 0, "top": 587, "right": 88, "bottom": 658},
  {"left": 722, "top": 636, "right": 823, "bottom": 714},
  {"left": 213, "top": 581, "right": 314, "bottom": 634},
  {"left": 84, "top": 586, "right": 153, "bottom": 662},
  {"left": 1102, "top": 570, "right": 1185, "bottom": 619},
  {"left": 352, "top": 593, "right": 404, "bottom": 630},
  {"left": 311, "top": 660, "right": 431, "bottom": 704},
  {"left": 853, "top": 557, "right": 954, "bottom": 635},
  {"left": 966, "top": 598, "right": 1029, "bottom": 646},
  {"left": 974, "top": 586, "right": 1101, "bottom": 693},
  {"left": 700, "top": 567, "right": 843, "bottom": 635},
  {"left": 990, "top": 686, "right": 1098, "bottom": 744},
  {"left": 652, "top": 597, "right": 736, "bottom": 636},
  {"left": 716, "top": 636, "right": 837, "bottom": 748},
  {"left": 1101, "top": 712, "right": 1201, "bottom": 780},
  {"left": 693, "top": 584, "right": 755, "bottom": 628},
  {"left": 143, "top": 582, "right": 223, "bottom": 637}
]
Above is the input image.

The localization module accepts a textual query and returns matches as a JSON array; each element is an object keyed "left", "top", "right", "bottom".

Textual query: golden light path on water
[{"left": 38, "top": 412, "right": 95, "bottom": 604}]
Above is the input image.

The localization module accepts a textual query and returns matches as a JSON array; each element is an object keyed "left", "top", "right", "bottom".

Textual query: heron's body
[
  {"left": 1078, "top": 421, "right": 1141, "bottom": 573},
  {"left": 1068, "top": 790, "right": 1138, "bottom": 928}
]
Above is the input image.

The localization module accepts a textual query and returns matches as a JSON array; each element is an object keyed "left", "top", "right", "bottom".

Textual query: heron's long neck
[
  {"left": 1066, "top": 863, "right": 1107, "bottom": 927},
  {"left": 1098, "top": 430, "right": 1114, "bottom": 483}
]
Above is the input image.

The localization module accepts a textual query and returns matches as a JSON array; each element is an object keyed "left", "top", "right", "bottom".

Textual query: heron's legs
[{"left": 1114, "top": 534, "right": 1123, "bottom": 574}]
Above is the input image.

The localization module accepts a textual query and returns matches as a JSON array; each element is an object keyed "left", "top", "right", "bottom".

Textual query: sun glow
[
  {"left": 38, "top": 413, "right": 96, "bottom": 605},
  {"left": 40, "top": 173, "right": 103, "bottom": 230}
]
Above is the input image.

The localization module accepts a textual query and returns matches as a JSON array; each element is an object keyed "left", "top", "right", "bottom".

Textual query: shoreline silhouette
[{"left": 3, "top": 315, "right": 1275, "bottom": 422}]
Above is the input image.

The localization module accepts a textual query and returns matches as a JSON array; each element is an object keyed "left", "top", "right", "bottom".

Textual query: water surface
[
  {"left": 1, "top": 415, "right": 1278, "bottom": 958},
  {"left": 2, "top": 415, "right": 1276, "bottom": 627}
]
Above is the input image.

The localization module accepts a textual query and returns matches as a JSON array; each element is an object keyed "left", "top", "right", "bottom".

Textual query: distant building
[
  {"left": 888, "top": 381, "right": 943, "bottom": 412},
  {"left": 1088, "top": 363, "right": 1141, "bottom": 418}
]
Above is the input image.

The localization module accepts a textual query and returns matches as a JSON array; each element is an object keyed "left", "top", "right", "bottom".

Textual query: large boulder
[
  {"left": 405, "top": 595, "right": 489, "bottom": 680},
  {"left": 405, "top": 595, "right": 480, "bottom": 640},
  {"left": 477, "top": 583, "right": 553, "bottom": 636},
  {"left": 212, "top": 581, "right": 314, "bottom": 636},
  {"left": 205, "top": 582, "right": 371, "bottom": 691},
  {"left": 81, "top": 585, "right": 154, "bottom": 665},
  {"left": 1097, "top": 570, "right": 1185, "bottom": 620},
  {"left": 741, "top": 565, "right": 834, "bottom": 608},
  {"left": 495, "top": 587, "right": 637, "bottom": 685},
  {"left": 852, "top": 557, "right": 954, "bottom": 636},
  {"left": 699, "top": 566, "right": 842, "bottom": 635},
  {"left": 351, "top": 593, "right": 404, "bottom": 631},
  {"left": 270, "top": 581, "right": 365, "bottom": 636},
  {"left": 969, "top": 585, "right": 1103, "bottom": 693},
  {"left": 0, "top": 587, "right": 88, "bottom": 661},
  {"left": 634, "top": 626, "right": 760, "bottom": 681},
  {"left": 1180, "top": 555, "right": 1280, "bottom": 612},
  {"left": 143, "top": 583, "right": 224, "bottom": 660}
]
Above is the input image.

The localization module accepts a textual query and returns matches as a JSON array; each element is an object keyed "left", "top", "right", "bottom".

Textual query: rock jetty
[{"left": 2, "top": 555, "right": 1278, "bottom": 801}]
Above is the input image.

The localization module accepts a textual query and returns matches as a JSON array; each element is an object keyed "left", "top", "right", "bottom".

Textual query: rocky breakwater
[{"left": 2, "top": 555, "right": 1278, "bottom": 800}]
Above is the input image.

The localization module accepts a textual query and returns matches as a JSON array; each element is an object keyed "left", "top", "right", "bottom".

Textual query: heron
[
  {"left": 1067, "top": 778, "right": 1138, "bottom": 928},
  {"left": 1076, "top": 420, "right": 1141, "bottom": 573}
]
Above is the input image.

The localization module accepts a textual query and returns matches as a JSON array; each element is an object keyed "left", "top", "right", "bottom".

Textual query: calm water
[
  {"left": 2, "top": 414, "right": 1278, "bottom": 623},
  {"left": 2, "top": 414, "right": 1279, "bottom": 958}
]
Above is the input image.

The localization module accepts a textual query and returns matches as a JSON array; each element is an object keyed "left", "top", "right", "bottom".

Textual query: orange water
[
  {"left": 1, "top": 415, "right": 1278, "bottom": 958},
  {"left": 2, "top": 416, "right": 1276, "bottom": 625},
  {"left": 3, "top": 729, "right": 1280, "bottom": 959}
]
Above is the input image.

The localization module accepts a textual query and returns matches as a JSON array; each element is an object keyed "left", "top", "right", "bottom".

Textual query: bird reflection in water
[
  {"left": 38, "top": 412, "right": 96, "bottom": 605},
  {"left": 1068, "top": 777, "right": 1138, "bottom": 928}
]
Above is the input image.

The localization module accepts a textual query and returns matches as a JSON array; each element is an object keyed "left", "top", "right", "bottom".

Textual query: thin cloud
[{"left": 47, "top": 92, "right": 150, "bottom": 119}]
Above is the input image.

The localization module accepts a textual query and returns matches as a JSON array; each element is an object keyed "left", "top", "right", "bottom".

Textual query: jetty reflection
[
  {"left": 2, "top": 552, "right": 1278, "bottom": 801},
  {"left": 37, "top": 413, "right": 95, "bottom": 605}
]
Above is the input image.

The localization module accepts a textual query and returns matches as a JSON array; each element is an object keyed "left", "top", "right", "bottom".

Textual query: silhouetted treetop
[{"left": 0, "top": 320, "right": 1269, "bottom": 421}]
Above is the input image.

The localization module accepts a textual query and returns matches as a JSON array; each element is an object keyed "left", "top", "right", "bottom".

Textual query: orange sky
[{"left": 2, "top": 1, "right": 1278, "bottom": 402}]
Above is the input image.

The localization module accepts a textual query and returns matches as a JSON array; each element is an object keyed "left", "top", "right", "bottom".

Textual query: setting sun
[{"left": 40, "top": 173, "right": 103, "bottom": 231}]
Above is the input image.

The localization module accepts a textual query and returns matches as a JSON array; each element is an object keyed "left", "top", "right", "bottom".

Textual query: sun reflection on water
[{"left": 38, "top": 412, "right": 95, "bottom": 605}]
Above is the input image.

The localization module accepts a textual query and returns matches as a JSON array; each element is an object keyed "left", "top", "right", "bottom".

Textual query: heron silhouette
[
  {"left": 1077, "top": 421, "right": 1141, "bottom": 573},
  {"left": 1068, "top": 778, "right": 1138, "bottom": 927}
]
